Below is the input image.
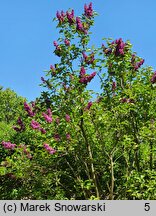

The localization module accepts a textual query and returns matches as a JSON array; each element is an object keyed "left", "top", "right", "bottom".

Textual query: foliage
[{"left": 0, "top": 2, "right": 156, "bottom": 200}]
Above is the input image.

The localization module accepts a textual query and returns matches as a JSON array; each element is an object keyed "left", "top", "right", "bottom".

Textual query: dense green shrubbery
[{"left": 1, "top": 3, "right": 156, "bottom": 200}]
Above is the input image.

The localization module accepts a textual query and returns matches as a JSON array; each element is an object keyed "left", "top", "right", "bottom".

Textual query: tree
[
  {"left": 1, "top": 2, "right": 156, "bottom": 200},
  {"left": 0, "top": 87, "right": 25, "bottom": 123}
]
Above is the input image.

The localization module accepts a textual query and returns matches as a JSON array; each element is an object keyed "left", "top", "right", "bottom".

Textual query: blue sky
[{"left": 0, "top": 0, "right": 156, "bottom": 101}]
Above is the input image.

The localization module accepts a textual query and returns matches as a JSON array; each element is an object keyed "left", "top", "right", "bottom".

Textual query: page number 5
[{"left": 144, "top": 203, "right": 150, "bottom": 211}]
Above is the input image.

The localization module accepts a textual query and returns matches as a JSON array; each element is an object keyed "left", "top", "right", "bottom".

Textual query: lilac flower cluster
[
  {"left": 13, "top": 117, "right": 25, "bottom": 132},
  {"left": 84, "top": 2, "right": 93, "bottom": 18},
  {"left": 66, "top": 133, "right": 71, "bottom": 140},
  {"left": 84, "top": 101, "right": 93, "bottom": 110},
  {"left": 65, "top": 114, "right": 71, "bottom": 122},
  {"left": 31, "top": 120, "right": 40, "bottom": 129},
  {"left": 50, "top": 65, "right": 56, "bottom": 76},
  {"left": 30, "top": 120, "right": 46, "bottom": 134},
  {"left": 54, "top": 133, "right": 60, "bottom": 142},
  {"left": 112, "top": 81, "right": 116, "bottom": 91},
  {"left": 151, "top": 71, "right": 156, "bottom": 84},
  {"left": 53, "top": 41, "right": 61, "bottom": 52},
  {"left": 24, "top": 102, "right": 34, "bottom": 117},
  {"left": 41, "top": 76, "right": 46, "bottom": 83},
  {"left": 131, "top": 55, "right": 145, "bottom": 70},
  {"left": 56, "top": 9, "right": 75, "bottom": 24},
  {"left": 64, "top": 39, "right": 70, "bottom": 46},
  {"left": 79, "top": 67, "right": 96, "bottom": 84},
  {"left": 66, "top": 10, "right": 75, "bottom": 24},
  {"left": 42, "top": 108, "right": 53, "bottom": 123},
  {"left": 43, "top": 143, "right": 56, "bottom": 154},
  {"left": 113, "top": 38, "right": 126, "bottom": 56},
  {"left": 82, "top": 52, "right": 95, "bottom": 64},
  {"left": 76, "top": 17, "right": 87, "bottom": 34},
  {"left": 56, "top": 10, "right": 66, "bottom": 23},
  {"left": 2, "top": 141, "right": 16, "bottom": 150}
]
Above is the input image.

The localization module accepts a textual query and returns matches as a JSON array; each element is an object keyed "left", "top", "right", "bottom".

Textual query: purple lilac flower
[
  {"left": 84, "top": 101, "right": 93, "bottom": 110},
  {"left": 66, "top": 133, "right": 71, "bottom": 140},
  {"left": 13, "top": 117, "right": 25, "bottom": 132},
  {"left": 82, "top": 52, "right": 87, "bottom": 61},
  {"left": 76, "top": 17, "right": 84, "bottom": 31},
  {"left": 151, "top": 71, "right": 156, "bottom": 84},
  {"left": 114, "top": 38, "right": 126, "bottom": 56},
  {"left": 80, "top": 66, "right": 86, "bottom": 77},
  {"left": 42, "top": 112, "right": 52, "bottom": 123},
  {"left": 64, "top": 39, "right": 70, "bottom": 46},
  {"left": 65, "top": 114, "right": 71, "bottom": 122},
  {"left": 39, "top": 128, "right": 46, "bottom": 134},
  {"left": 30, "top": 120, "right": 40, "bottom": 129},
  {"left": 47, "top": 108, "right": 52, "bottom": 116},
  {"left": 41, "top": 77, "right": 46, "bottom": 83},
  {"left": 84, "top": 2, "right": 93, "bottom": 18},
  {"left": 43, "top": 143, "right": 56, "bottom": 154},
  {"left": 54, "top": 134, "right": 60, "bottom": 142},
  {"left": 24, "top": 102, "right": 34, "bottom": 117},
  {"left": 79, "top": 72, "right": 96, "bottom": 84},
  {"left": 56, "top": 10, "right": 65, "bottom": 23},
  {"left": 133, "top": 59, "right": 145, "bottom": 71},
  {"left": 112, "top": 81, "right": 116, "bottom": 91},
  {"left": 50, "top": 65, "right": 56, "bottom": 76},
  {"left": 87, "top": 72, "right": 96, "bottom": 82},
  {"left": 12, "top": 126, "right": 21, "bottom": 132},
  {"left": 1, "top": 141, "right": 16, "bottom": 150},
  {"left": 66, "top": 9, "right": 75, "bottom": 24},
  {"left": 79, "top": 67, "right": 96, "bottom": 84},
  {"left": 131, "top": 54, "right": 136, "bottom": 64},
  {"left": 82, "top": 52, "right": 94, "bottom": 64}
]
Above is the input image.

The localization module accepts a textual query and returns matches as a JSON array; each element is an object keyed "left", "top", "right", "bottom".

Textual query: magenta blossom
[
  {"left": 65, "top": 114, "right": 71, "bottom": 122},
  {"left": 133, "top": 59, "right": 145, "bottom": 71},
  {"left": 47, "top": 108, "right": 52, "bottom": 116},
  {"left": 80, "top": 66, "right": 86, "bottom": 77},
  {"left": 50, "top": 65, "right": 56, "bottom": 76},
  {"left": 112, "top": 81, "right": 116, "bottom": 91},
  {"left": 66, "top": 133, "right": 71, "bottom": 140},
  {"left": 56, "top": 10, "right": 65, "bottom": 23},
  {"left": 76, "top": 17, "right": 83, "bottom": 30},
  {"left": 84, "top": 101, "right": 93, "bottom": 110},
  {"left": 24, "top": 102, "right": 34, "bottom": 117},
  {"left": 64, "top": 39, "right": 70, "bottom": 46},
  {"left": 87, "top": 72, "right": 96, "bottom": 82},
  {"left": 13, "top": 117, "right": 25, "bottom": 132},
  {"left": 41, "top": 77, "right": 46, "bottom": 83},
  {"left": 82, "top": 52, "right": 95, "bottom": 64},
  {"left": 39, "top": 128, "right": 46, "bottom": 134},
  {"left": 76, "top": 17, "right": 87, "bottom": 33},
  {"left": 42, "top": 113, "right": 52, "bottom": 123},
  {"left": 2, "top": 141, "right": 16, "bottom": 150},
  {"left": 84, "top": 2, "right": 93, "bottom": 18},
  {"left": 30, "top": 120, "right": 40, "bottom": 130},
  {"left": 44, "top": 143, "right": 56, "bottom": 154},
  {"left": 66, "top": 9, "right": 75, "bottom": 24},
  {"left": 151, "top": 71, "right": 156, "bottom": 84},
  {"left": 79, "top": 67, "right": 96, "bottom": 84},
  {"left": 114, "top": 38, "right": 126, "bottom": 56},
  {"left": 54, "top": 134, "right": 61, "bottom": 142}
]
